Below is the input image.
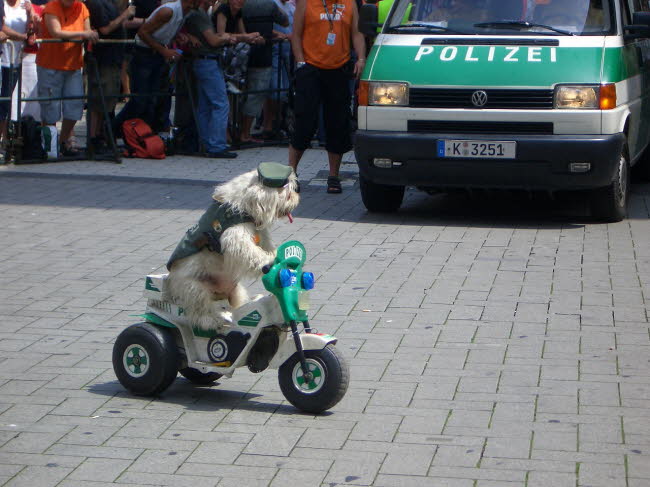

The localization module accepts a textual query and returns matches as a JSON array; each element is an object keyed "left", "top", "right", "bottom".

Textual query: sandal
[{"left": 326, "top": 176, "right": 342, "bottom": 194}]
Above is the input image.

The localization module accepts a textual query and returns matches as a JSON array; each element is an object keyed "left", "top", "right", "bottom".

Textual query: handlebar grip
[{"left": 261, "top": 264, "right": 271, "bottom": 274}]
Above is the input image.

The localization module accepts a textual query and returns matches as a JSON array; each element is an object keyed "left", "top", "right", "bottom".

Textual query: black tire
[
  {"left": 359, "top": 175, "right": 405, "bottom": 212},
  {"left": 112, "top": 322, "right": 179, "bottom": 396},
  {"left": 278, "top": 345, "right": 349, "bottom": 414},
  {"left": 179, "top": 367, "right": 222, "bottom": 385},
  {"left": 590, "top": 146, "right": 630, "bottom": 223}
]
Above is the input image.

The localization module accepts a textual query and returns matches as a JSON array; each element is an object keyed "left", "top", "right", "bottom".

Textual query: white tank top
[
  {"left": 135, "top": 0, "right": 185, "bottom": 48},
  {"left": 1, "top": 0, "right": 29, "bottom": 67}
]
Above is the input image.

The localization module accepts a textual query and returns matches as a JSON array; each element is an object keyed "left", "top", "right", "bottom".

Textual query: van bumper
[{"left": 354, "top": 131, "right": 625, "bottom": 190}]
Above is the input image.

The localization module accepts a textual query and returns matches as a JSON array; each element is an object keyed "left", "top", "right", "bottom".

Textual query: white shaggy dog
[{"left": 164, "top": 164, "right": 299, "bottom": 331}]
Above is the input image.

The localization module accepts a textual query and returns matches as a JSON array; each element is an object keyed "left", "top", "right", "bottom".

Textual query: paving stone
[
  {"left": 3, "top": 153, "right": 650, "bottom": 487},
  {"left": 68, "top": 457, "right": 132, "bottom": 482}
]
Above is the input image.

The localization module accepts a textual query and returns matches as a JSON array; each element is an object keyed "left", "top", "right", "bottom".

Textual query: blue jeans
[
  {"left": 193, "top": 58, "right": 228, "bottom": 153},
  {"left": 115, "top": 47, "right": 166, "bottom": 131}
]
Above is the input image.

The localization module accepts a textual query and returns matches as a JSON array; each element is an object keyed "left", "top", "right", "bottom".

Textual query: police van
[{"left": 356, "top": 0, "right": 650, "bottom": 221}]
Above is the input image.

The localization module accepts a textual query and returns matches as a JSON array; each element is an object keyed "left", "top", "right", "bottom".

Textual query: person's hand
[
  {"left": 0, "top": 32, "right": 8, "bottom": 43},
  {"left": 163, "top": 48, "right": 180, "bottom": 62},
  {"left": 186, "top": 33, "right": 201, "bottom": 47},
  {"left": 354, "top": 57, "right": 366, "bottom": 78},
  {"left": 125, "top": 5, "right": 136, "bottom": 19},
  {"left": 253, "top": 34, "right": 265, "bottom": 44},
  {"left": 176, "top": 32, "right": 189, "bottom": 44},
  {"left": 228, "top": 34, "right": 236, "bottom": 44},
  {"left": 85, "top": 30, "right": 99, "bottom": 43}
]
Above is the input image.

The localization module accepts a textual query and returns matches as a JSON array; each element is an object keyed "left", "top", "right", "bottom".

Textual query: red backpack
[{"left": 122, "top": 119, "right": 166, "bottom": 159}]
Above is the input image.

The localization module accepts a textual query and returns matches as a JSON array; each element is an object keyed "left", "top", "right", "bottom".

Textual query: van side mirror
[
  {"left": 625, "top": 12, "right": 650, "bottom": 40},
  {"left": 633, "top": 11, "right": 650, "bottom": 27},
  {"left": 359, "top": 4, "right": 380, "bottom": 37}
]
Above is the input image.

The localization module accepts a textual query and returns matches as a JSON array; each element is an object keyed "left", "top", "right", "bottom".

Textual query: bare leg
[
  {"left": 241, "top": 115, "right": 256, "bottom": 142},
  {"left": 289, "top": 144, "right": 304, "bottom": 173},
  {"left": 90, "top": 111, "right": 102, "bottom": 139},
  {"left": 60, "top": 119, "right": 77, "bottom": 147},
  {"left": 0, "top": 119, "right": 7, "bottom": 146},
  {"left": 327, "top": 151, "right": 342, "bottom": 178}
]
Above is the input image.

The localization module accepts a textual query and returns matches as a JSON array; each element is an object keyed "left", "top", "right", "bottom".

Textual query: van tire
[
  {"left": 359, "top": 175, "right": 405, "bottom": 212},
  {"left": 590, "top": 147, "right": 629, "bottom": 223}
]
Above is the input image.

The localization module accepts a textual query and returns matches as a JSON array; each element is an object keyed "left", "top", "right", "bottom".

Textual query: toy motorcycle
[{"left": 111, "top": 241, "right": 349, "bottom": 414}]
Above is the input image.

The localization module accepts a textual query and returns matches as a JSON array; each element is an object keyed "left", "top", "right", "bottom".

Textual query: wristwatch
[{"left": 296, "top": 61, "right": 306, "bottom": 70}]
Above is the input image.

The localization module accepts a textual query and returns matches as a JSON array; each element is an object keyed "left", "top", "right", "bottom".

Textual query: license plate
[{"left": 437, "top": 140, "right": 516, "bottom": 159}]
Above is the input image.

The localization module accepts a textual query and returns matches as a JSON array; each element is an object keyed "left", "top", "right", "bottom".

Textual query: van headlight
[
  {"left": 369, "top": 82, "right": 409, "bottom": 106},
  {"left": 554, "top": 84, "right": 616, "bottom": 110}
]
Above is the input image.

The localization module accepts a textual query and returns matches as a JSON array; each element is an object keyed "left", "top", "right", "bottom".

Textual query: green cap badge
[{"left": 258, "top": 162, "right": 293, "bottom": 188}]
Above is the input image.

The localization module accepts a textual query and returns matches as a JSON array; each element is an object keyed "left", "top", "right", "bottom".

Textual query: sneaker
[{"left": 207, "top": 150, "right": 238, "bottom": 159}]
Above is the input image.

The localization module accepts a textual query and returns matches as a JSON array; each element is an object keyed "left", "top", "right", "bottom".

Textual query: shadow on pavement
[
  {"left": 86, "top": 380, "right": 324, "bottom": 416},
  {"left": 1, "top": 171, "right": 648, "bottom": 225}
]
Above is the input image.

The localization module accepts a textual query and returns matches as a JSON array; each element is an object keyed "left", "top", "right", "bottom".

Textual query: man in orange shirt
[
  {"left": 288, "top": 0, "right": 365, "bottom": 193},
  {"left": 36, "top": 0, "right": 98, "bottom": 156}
]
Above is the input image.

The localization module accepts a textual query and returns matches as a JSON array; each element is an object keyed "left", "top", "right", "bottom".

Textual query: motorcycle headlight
[
  {"left": 279, "top": 269, "right": 296, "bottom": 287},
  {"left": 369, "top": 82, "right": 409, "bottom": 106},
  {"left": 554, "top": 85, "right": 600, "bottom": 109},
  {"left": 302, "top": 272, "right": 314, "bottom": 290}
]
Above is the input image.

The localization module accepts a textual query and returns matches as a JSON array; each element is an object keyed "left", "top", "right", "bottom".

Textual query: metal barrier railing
[{"left": 4, "top": 37, "right": 293, "bottom": 165}]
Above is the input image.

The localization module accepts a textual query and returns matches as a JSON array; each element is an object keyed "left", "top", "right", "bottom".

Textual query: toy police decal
[{"left": 208, "top": 335, "right": 229, "bottom": 362}]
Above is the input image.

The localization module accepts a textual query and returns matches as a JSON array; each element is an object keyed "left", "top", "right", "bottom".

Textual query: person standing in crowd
[
  {"left": 288, "top": 0, "right": 365, "bottom": 193},
  {"left": 86, "top": 0, "right": 135, "bottom": 153},
  {"left": 122, "top": 0, "right": 159, "bottom": 99},
  {"left": 113, "top": 0, "right": 196, "bottom": 134},
  {"left": 36, "top": 0, "right": 98, "bottom": 156},
  {"left": 239, "top": 0, "right": 287, "bottom": 144},
  {"left": 260, "top": 0, "right": 293, "bottom": 139},
  {"left": 15, "top": 0, "right": 41, "bottom": 122},
  {"left": 0, "top": 0, "right": 31, "bottom": 147},
  {"left": 183, "top": 0, "right": 236, "bottom": 158},
  {"left": 214, "top": 0, "right": 259, "bottom": 42}
]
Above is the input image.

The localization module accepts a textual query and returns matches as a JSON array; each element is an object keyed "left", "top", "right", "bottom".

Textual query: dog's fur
[{"left": 165, "top": 169, "right": 299, "bottom": 331}]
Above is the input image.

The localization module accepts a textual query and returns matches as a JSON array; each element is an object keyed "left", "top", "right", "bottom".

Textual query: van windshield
[{"left": 385, "top": 0, "right": 614, "bottom": 36}]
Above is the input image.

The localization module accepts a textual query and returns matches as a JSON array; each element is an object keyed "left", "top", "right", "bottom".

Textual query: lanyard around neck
[{"left": 320, "top": 0, "right": 334, "bottom": 31}]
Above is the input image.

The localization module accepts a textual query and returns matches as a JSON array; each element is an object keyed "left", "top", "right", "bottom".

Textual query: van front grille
[
  {"left": 409, "top": 88, "right": 555, "bottom": 109},
  {"left": 407, "top": 120, "right": 554, "bottom": 135}
]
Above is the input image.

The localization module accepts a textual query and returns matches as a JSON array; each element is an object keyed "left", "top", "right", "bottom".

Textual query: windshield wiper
[
  {"left": 388, "top": 23, "right": 469, "bottom": 35},
  {"left": 474, "top": 20, "right": 574, "bottom": 36}
]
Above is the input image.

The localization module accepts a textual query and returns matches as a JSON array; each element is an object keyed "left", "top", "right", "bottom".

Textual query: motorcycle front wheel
[{"left": 278, "top": 345, "right": 349, "bottom": 414}]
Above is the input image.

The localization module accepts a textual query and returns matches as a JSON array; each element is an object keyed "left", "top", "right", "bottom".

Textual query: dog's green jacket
[{"left": 166, "top": 200, "right": 254, "bottom": 270}]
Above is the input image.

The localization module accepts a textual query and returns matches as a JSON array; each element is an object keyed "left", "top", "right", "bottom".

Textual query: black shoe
[
  {"left": 207, "top": 150, "right": 237, "bottom": 159},
  {"left": 60, "top": 143, "right": 80, "bottom": 157}
]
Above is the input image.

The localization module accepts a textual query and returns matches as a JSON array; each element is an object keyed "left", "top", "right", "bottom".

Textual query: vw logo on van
[{"left": 471, "top": 90, "right": 488, "bottom": 107}]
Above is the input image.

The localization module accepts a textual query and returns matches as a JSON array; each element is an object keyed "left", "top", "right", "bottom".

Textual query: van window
[{"left": 386, "top": 0, "right": 614, "bottom": 36}]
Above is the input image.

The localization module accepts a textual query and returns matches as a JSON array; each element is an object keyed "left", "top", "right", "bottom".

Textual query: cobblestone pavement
[{"left": 1, "top": 148, "right": 650, "bottom": 487}]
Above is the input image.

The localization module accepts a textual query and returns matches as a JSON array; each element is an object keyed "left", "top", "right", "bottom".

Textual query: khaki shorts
[{"left": 87, "top": 63, "right": 122, "bottom": 112}]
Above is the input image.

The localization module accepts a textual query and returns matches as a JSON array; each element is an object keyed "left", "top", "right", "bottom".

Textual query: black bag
[{"left": 15, "top": 116, "right": 46, "bottom": 163}]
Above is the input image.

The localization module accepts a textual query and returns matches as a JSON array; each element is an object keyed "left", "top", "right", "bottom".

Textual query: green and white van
[{"left": 356, "top": 0, "right": 650, "bottom": 221}]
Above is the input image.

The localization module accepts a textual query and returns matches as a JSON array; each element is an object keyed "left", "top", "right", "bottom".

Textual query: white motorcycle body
[{"left": 142, "top": 274, "right": 337, "bottom": 378}]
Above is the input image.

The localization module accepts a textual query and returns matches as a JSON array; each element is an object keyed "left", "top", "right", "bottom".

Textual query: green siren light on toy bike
[{"left": 262, "top": 240, "right": 312, "bottom": 323}]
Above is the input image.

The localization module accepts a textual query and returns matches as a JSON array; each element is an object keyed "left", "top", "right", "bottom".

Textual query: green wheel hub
[
  {"left": 123, "top": 344, "right": 150, "bottom": 378},
  {"left": 292, "top": 358, "right": 325, "bottom": 394}
]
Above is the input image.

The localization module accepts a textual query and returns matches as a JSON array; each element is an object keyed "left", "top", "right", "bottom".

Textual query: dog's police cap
[{"left": 258, "top": 162, "right": 292, "bottom": 188}]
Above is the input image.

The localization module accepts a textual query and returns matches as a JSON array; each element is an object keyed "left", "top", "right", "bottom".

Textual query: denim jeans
[
  {"left": 193, "top": 58, "right": 228, "bottom": 153},
  {"left": 114, "top": 47, "right": 166, "bottom": 131}
]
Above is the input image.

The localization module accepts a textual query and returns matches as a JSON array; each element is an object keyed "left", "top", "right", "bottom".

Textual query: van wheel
[
  {"left": 359, "top": 175, "right": 405, "bottom": 212},
  {"left": 591, "top": 148, "right": 629, "bottom": 223}
]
